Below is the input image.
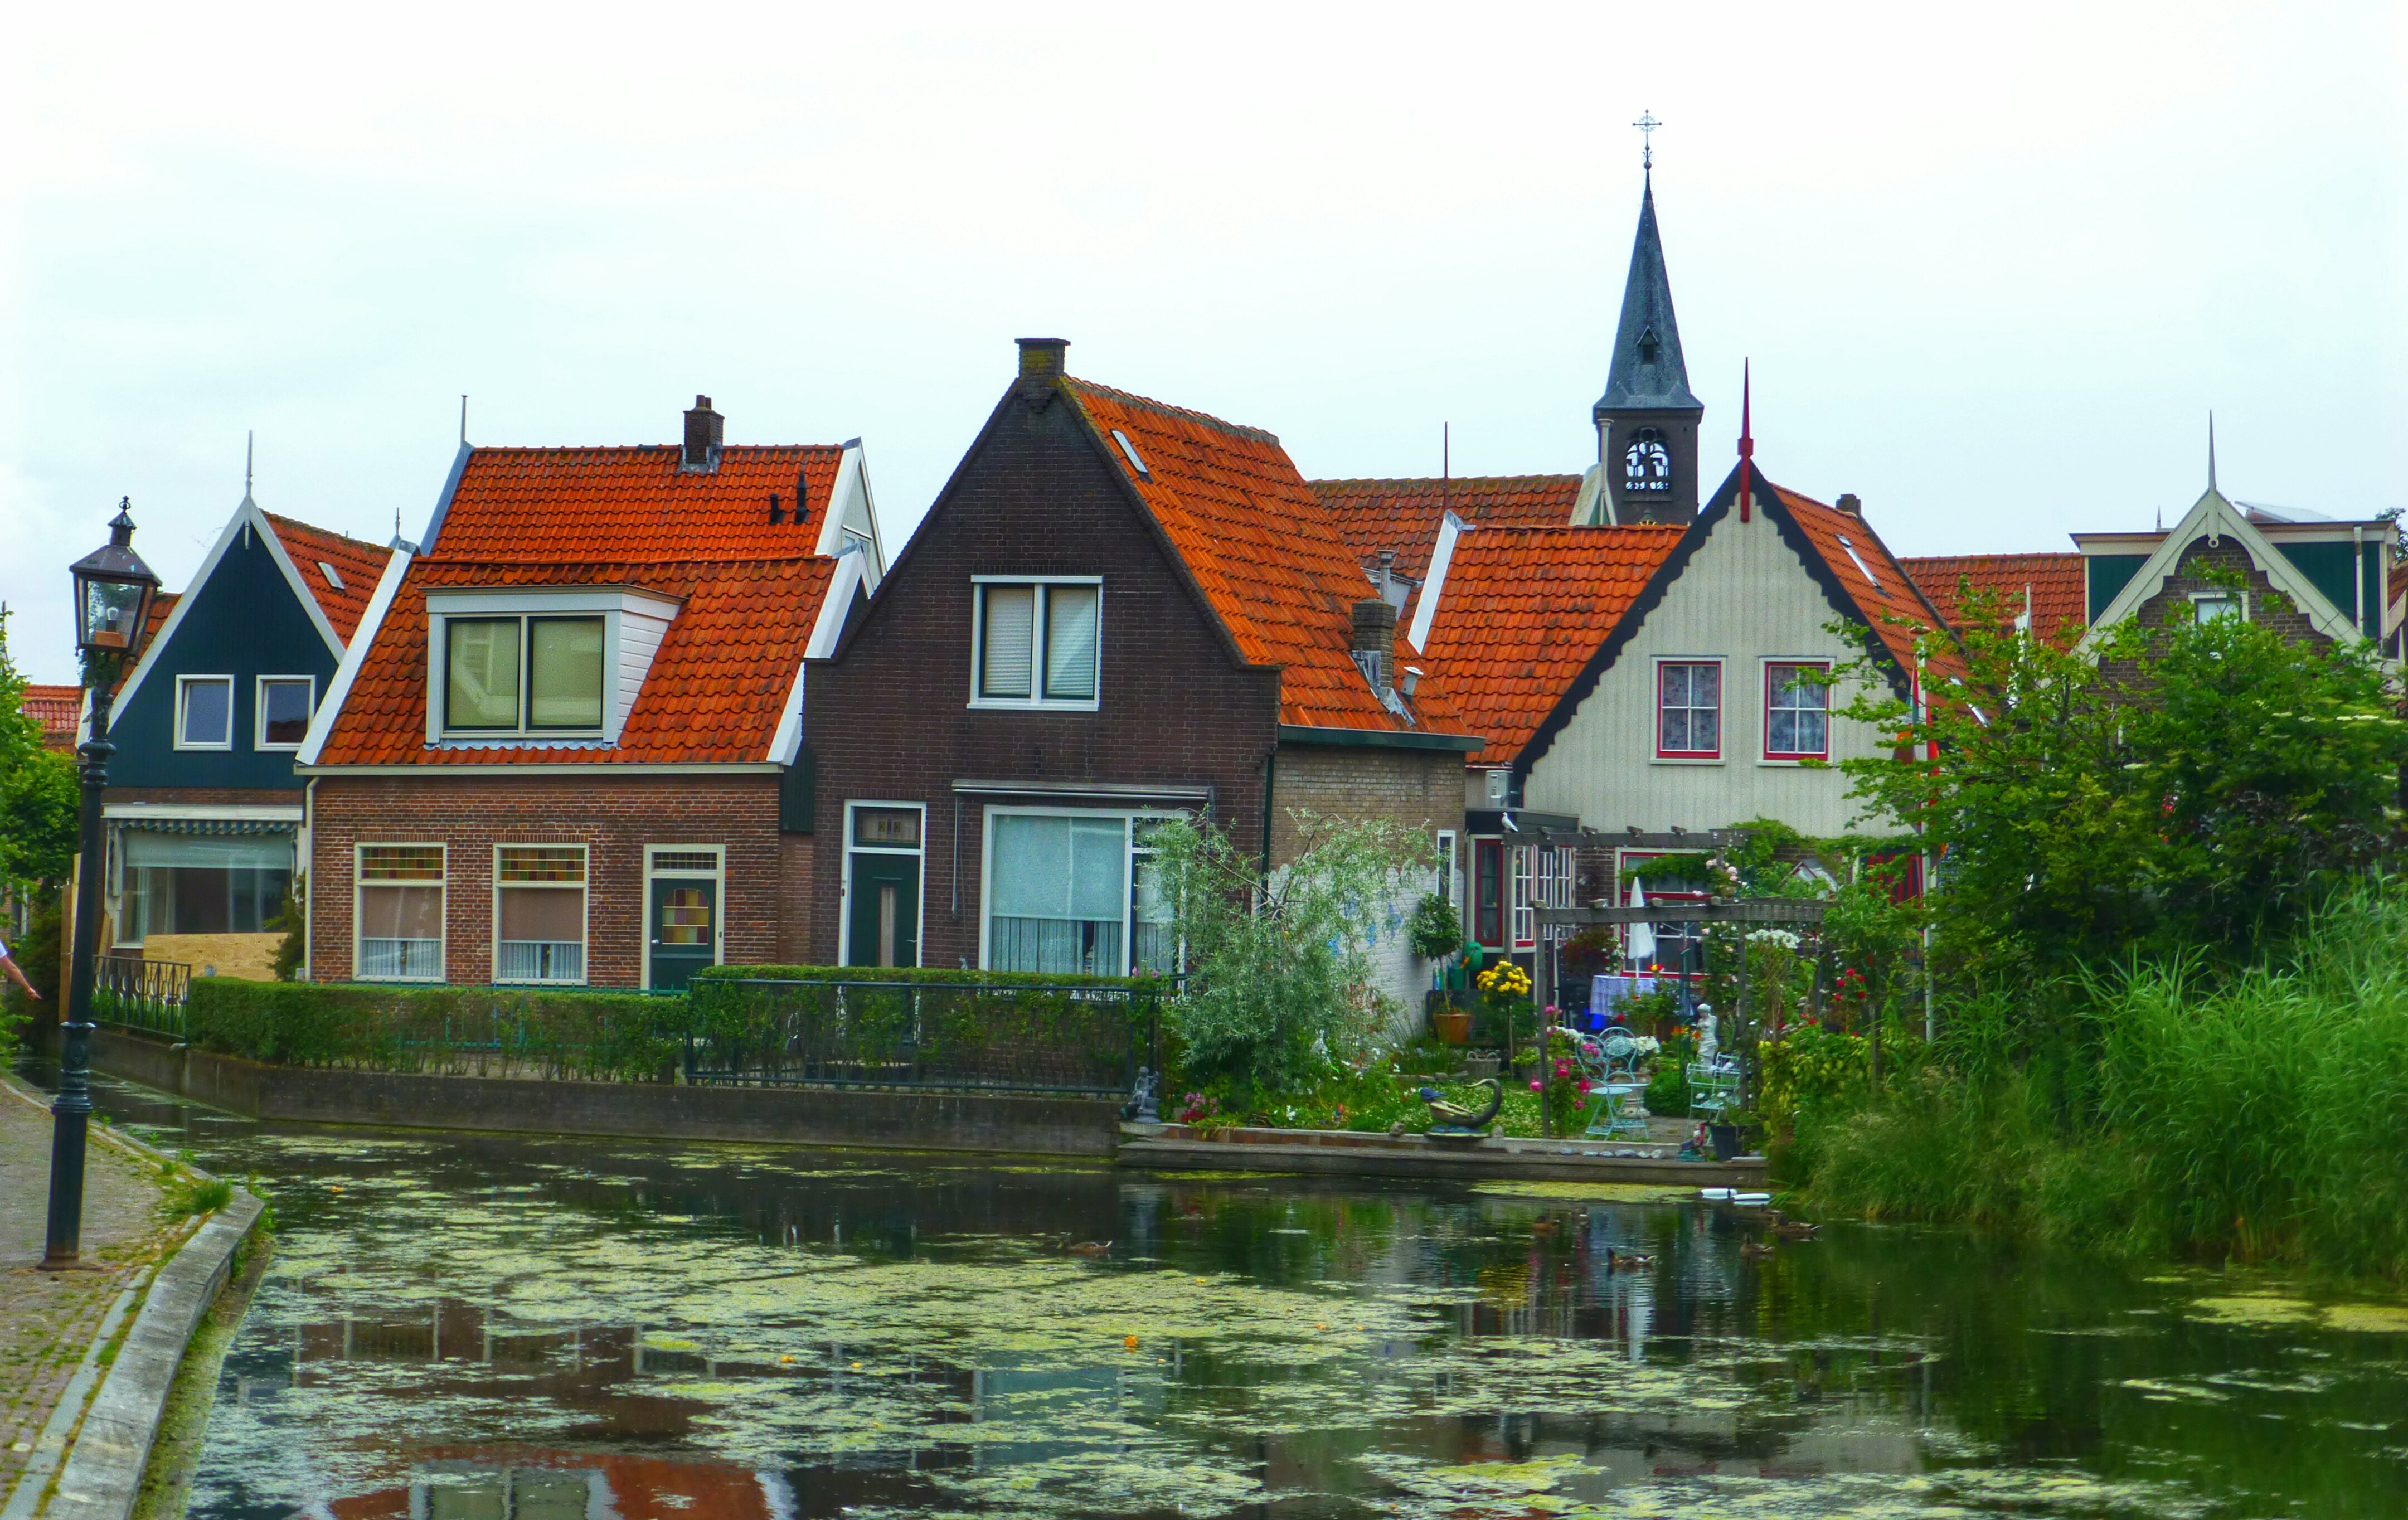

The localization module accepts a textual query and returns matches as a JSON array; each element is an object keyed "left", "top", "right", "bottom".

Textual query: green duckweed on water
[{"left": 62, "top": 1074, "right": 2408, "bottom": 1519}]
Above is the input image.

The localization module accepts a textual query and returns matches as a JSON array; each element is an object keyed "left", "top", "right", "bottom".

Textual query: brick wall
[
  {"left": 307, "top": 772, "right": 787, "bottom": 988},
  {"left": 1266, "top": 743, "right": 1462, "bottom": 863},
  {"left": 2100, "top": 536, "right": 2332, "bottom": 688},
  {"left": 805, "top": 381, "right": 1280, "bottom": 969},
  {"left": 106, "top": 786, "right": 300, "bottom": 808}
]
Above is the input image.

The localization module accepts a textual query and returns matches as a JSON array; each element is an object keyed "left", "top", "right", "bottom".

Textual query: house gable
[
  {"left": 106, "top": 501, "right": 350, "bottom": 792},
  {"left": 2081, "top": 486, "right": 2364, "bottom": 649},
  {"left": 1516, "top": 462, "right": 1929, "bottom": 837}
]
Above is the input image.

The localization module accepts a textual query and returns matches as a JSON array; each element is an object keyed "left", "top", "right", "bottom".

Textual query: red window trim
[
  {"left": 1763, "top": 659, "right": 1833, "bottom": 761},
  {"left": 1656, "top": 658, "right": 1723, "bottom": 760}
]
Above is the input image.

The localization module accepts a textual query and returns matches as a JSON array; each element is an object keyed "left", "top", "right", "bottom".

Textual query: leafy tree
[
  {"left": 1833, "top": 578, "right": 2408, "bottom": 988},
  {"left": 1151, "top": 810, "right": 1433, "bottom": 1100},
  {"left": 0, "top": 609, "right": 78, "bottom": 892}
]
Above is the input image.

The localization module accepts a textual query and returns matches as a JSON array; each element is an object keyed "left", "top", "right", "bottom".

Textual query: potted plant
[{"left": 1708, "top": 1106, "right": 1758, "bottom": 1162}]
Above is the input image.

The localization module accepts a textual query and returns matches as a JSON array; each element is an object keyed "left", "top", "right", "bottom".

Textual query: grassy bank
[{"left": 1788, "top": 880, "right": 2408, "bottom": 1281}]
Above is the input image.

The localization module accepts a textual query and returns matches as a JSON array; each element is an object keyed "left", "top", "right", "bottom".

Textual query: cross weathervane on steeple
[{"left": 1634, "top": 110, "right": 1662, "bottom": 171}]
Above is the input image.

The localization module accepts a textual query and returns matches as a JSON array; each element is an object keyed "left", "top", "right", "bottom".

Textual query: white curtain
[
  {"left": 990, "top": 815, "right": 1126, "bottom": 973},
  {"left": 982, "top": 587, "right": 1035, "bottom": 698},
  {"left": 1044, "top": 587, "right": 1099, "bottom": 699}
]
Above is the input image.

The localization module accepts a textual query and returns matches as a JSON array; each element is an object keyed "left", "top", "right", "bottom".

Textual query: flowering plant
[{"left": 1475, "top": 962, "right": 1532, "bottom": 998}]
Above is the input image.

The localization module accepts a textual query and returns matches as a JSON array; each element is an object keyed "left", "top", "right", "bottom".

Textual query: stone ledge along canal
[{"left": 60, "top": 1071, "right": 2408, "bottom": 1519}]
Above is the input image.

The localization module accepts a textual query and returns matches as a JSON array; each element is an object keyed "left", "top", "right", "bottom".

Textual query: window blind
[
  {"left": 1044, "top": 587, "right": 1099, "bottom": 700},
  {"left": 982, "top": 586, "right": 1035, "bottom": 698}
]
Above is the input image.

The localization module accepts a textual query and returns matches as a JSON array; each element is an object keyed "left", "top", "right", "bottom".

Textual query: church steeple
[{"left": 1590, "top": 152, "right": 1705, "bottom": 526}]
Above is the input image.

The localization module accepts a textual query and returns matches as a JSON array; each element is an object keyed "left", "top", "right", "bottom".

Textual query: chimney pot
[
  {"left": 682, "top": 395, "right": 724, "bottom": 473},
  {"left": 1836, "top": 492, "right": 1862, "bottom": 516}
]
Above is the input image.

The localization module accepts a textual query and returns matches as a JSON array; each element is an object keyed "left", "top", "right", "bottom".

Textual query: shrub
[
  {"left": 1150, "top": 810, "right": 1433, "bottom": 1101},
  {"left": 185, "top": 979, "right": 681, "bottom": 1080}
]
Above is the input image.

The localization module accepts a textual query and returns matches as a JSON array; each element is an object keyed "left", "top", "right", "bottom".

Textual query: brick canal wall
[{"left": 92, "top": 1029, "right": 1121, "bottom": 1157}]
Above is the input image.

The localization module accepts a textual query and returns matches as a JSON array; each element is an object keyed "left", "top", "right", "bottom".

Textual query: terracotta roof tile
[
  {"left": 1772, "top": 484, "right": 1954, "bottom": 681},
  {"left": 1065, "top": 380, "right": 1463, "bottom": 736},
  {"left": 315, "top": 445, "right": 847, "bottom": 768},
  {"left": 1313, "top": 475, "right": 1584, "bottom": 581},
  {"left": 1413, "top": 526, "right": 1682, "bottom": 762},
  {"left": 1900, "top": 552, "right": 2087, "bottom": 647},
  {"left": 263, "top": 513, "right": 394, "bottom": 644},
  {"left": 20, "top": 683, "right": 81, "bottom": 749}
]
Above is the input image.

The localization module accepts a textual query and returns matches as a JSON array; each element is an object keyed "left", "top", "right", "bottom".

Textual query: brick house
[
  {"left": 803, "top": 339, "right": 1480, "bottom": 1021},
  {"left": 298, "top": 398, "right": 883, "bottom": 990}
]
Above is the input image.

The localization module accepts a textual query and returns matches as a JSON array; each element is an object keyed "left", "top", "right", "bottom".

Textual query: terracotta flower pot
[{"left": 1434, "top": 1009, "right": 1473, "bottom": 1046}]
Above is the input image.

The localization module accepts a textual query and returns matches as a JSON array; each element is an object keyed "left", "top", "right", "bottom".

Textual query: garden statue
[
  {"left": 1122, "top": 1066, "right": 1160, "bottom": 1122},
  {"left": 1417, "top": 1077, "right": 1502, "bottom": 1137}
]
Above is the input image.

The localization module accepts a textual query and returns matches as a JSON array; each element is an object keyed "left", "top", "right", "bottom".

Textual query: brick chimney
[
  {"left": 682, "top": 395, "right": 723, "bottom": 473},
  {"left": 1835, "top": 493, "right": 1863, "bottom": 516},
  {"left": 1352, "top": 594, "right": 1397, "bottom": 695}
]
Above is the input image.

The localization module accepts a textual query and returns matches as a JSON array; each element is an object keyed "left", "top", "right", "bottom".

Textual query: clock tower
[{"left": 1586, "top": 165, "right": 1703, "bottom": 525}]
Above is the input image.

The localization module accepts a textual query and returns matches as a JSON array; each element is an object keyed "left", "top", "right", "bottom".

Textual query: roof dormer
[{"left": 421, "top": 586, "right": 682, "bottom": 748}]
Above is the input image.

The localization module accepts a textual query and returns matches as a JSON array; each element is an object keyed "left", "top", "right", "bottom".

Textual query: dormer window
[
  {"left": 445, "top": 616, "right": 605, "bottom": 731},
  {"left": 424, "top": 586, "right": 680, "bottom": 745}
]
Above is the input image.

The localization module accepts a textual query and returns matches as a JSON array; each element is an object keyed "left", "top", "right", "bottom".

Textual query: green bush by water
[
  {"left": 186, "top": 979, "right": 682, "bottom": 1080},
  {"left": 1792, "top": 880, "right": 2408, "bottom": 1280}
]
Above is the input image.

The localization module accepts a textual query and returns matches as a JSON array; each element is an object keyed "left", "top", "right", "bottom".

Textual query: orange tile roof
[
  {"left": 20, "top": 683, "right": 81, "bottom": 750},
  {"left": 1772, "top": 483, "right": 1953, "bottom": 682},
  {"left": 1412, "top": 526, "right": 1682, "bottom": 762},
  {"left": 1064, "top": 380, "right": 1465, "bottom": 736},
  {"left": 1900, "top": 552, "right": 2087, "bottom": 647},
  {"left": 313, "top": 445, "right": 848, "bottom": 768},
  {"left": 1313, "top": 475, "right": 1584, "bottom": 581},
  {"left": 264, "top": 513, "right": 395, "bottom": 644},
  {"left": 106, "top": 593, "right": 179, "bottom": 700}
]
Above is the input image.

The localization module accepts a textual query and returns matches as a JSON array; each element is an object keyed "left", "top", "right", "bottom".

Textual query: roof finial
[
  {"left": 1634, "top": 109, "right": 1661, "bottom": 173},
  {"left": 2207, "top": 410, "right": 2218, "bottom": 494},
  {"left": 460, "top": 394, "right": 469, "bottom": 446},
  {"left": 243, "top": 431, "right": 254, "bottom": 502},
  {"left": 1737, "top": 361, "right": 1754, "bottom": 522}
]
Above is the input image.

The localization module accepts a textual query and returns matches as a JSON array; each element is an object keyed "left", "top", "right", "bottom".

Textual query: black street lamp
[{"left": 43, "top": 501, "right": 159, "bottom": 1270}]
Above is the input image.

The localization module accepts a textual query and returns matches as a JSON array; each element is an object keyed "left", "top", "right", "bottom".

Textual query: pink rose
[{"left": 1529, "top": 1079, "right": 1542, "bottom": 1092}]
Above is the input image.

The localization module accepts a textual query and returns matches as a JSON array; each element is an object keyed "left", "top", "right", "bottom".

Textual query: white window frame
[
  {"left": 437, "top": 612, "right": 610, "bottom": 739},
  {"left": 491, "top": 843, "right": 590, "bottom": 987},
  {"left": 2189, "top": 589, "right": 2246, "bottom": 623},
  {"left": 1759, "top": 657, "right": 1833, "bottom": 765},
  {"left": 254, "top": 674, "right": 317, "bottom": 752},
  {"left": 977, "top": 804, "right": 1182, "bottom": 975},
  {"left": 174, "top": 674, "right": 236, "bottom": 751},
  {"left": 841, "top": 800, "right": 928, "bottom": 969},
  {"left": 1652, "top": 656, "right": 1725, "bottom": 765},
  {"left": 641, "top": 844, "right": 724, "bottom": 990},
  {"left": 1435, "top": 829, "right": 1459, "bottom": 909},
  {"left": 1509, "top": 842, "right": 1576, "bottom": 950},
  {"left": 355, "top": 842, "right": 446, "bottom": 983},
  {"left": 968, "top": 576, "right": 1104, "bottom": 712}
]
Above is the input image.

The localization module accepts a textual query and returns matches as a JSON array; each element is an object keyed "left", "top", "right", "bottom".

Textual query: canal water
[{"left": 70, "top": 1075, "right": 2408, "bottom": 1518}]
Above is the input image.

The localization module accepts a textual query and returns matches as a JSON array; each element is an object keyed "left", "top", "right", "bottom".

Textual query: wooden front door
[
  {"left": 647, "top": 877, "right": 717, "bottom": 992},
  {"left": 1473, "top": 838, "right": 1504, "bottom": 949}
]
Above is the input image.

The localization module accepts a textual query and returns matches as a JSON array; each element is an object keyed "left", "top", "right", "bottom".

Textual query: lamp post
[{"left": 42, "top": 501, "right": 159, "bottom": 1270}]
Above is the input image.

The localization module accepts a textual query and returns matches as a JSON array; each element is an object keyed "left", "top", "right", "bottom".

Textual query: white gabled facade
[{"left": 1519, "top": 471, "right": 1925, "bottom": 842}]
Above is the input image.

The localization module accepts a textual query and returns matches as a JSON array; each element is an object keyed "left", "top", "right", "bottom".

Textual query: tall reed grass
[{"left": 1794, "top": 878, "right": 2408, "bottom": 1280}]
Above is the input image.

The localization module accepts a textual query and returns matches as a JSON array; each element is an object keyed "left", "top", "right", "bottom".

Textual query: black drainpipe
[{"left": 1259, "top": 747, "right": 1276, "bottom": 888}]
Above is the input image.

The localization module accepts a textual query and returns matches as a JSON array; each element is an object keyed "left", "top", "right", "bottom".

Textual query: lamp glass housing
[{"left": 77, "top": 573, "right": 152, "bottom": 653}]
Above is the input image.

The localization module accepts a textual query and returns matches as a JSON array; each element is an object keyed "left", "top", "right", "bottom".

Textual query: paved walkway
[{"left": 0, "top": 1081, "right": 179, "bottom": 1508}]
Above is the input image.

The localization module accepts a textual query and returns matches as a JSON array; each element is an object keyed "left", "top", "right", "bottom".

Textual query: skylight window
[
  {"left": 1111, "top": 429, "right": 1149, "bottom": 479},
  {"left": 318, "top": 561, "right": 345, "bottom": 591},
  {"left": 1837, "top": 535, "right": 1882, "bottom": 590}
]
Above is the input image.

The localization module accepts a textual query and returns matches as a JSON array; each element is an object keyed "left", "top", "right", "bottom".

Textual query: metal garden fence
[
  {"left": 682, "top": 977, "right": 1164, "bottom": 1098},
  {"left": 91, "top": 954, "right": 191, "bottom": 1040}
]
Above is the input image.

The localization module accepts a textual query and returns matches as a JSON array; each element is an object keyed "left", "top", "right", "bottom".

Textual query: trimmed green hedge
[
  {"left": 185, "top": 979, "right": 682, "bottom": 1081},
  {"left": 688, "top": 965, "right": 1164, "bottom": 1092}
]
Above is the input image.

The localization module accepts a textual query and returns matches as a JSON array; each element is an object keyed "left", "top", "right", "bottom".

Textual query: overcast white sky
[{"left": 3, "top": 2, "right": 2402, "bottom": 682}]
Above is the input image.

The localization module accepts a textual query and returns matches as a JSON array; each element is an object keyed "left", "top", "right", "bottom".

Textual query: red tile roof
[
  {"left": 1772, "top": 484, "right": 1953, "bottom": 681},
  {"left": 20, "top": 683, "right": 81, "bottom": 750},
  {"left": 1412, "top": 526, "right": 1682, "bottom": 762},
  {"left": 1901, "top": 552, "right": 2087, "bottom": 647},
  {"left": 1064, "top": 380, "right": 1467, "bottom": 736},
  {"left": 312, "top": 445, "right": 848, "bottom": 768},
  {"left": 264, "top": 513, "right": 395, "bottom": 644},
  {"left": 1313, "top": 475, "right": 1584, "bottom": 581}
]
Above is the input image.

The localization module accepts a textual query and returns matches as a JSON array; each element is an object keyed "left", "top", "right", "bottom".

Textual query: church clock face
[{"left": 1624, "top": 429, "right": 1672, "bottom": 494}]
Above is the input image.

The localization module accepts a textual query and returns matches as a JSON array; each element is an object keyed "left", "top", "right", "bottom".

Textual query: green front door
[
  {"left": 848, "top": 853, "right": 920, "bottom": 968},
  {"left": 648, "top": 877, "right": 717, "bottom": 992}
]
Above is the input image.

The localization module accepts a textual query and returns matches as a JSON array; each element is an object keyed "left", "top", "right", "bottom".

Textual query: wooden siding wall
[{"left": 1524, "top": 507, "right": 1895, "bottom": 838}]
